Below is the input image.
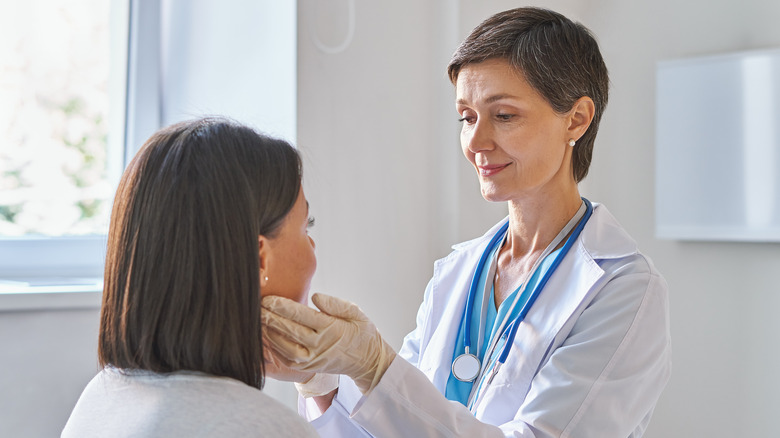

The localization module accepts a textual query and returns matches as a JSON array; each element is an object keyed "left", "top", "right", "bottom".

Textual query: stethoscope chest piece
[{"left": 452, "top": 352, "right": 481, "bottom": 382}]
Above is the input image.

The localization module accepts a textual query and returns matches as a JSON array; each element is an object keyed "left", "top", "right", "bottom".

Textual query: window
[
  {"left": 0, "top": 0, "right": 128, "bottom": 279},
  {"left": 0, "top": 0, "right": 296, "bottom": 282}
]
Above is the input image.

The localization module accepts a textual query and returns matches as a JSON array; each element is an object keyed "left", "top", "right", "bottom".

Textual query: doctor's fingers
[
  {"left": 263, "top": 324, "right": 314, "bottom": 364},
  {"left": 260, "top": 309, "right": 326, "bottom": 347},
  {"left": 262, "top": 333, "right": 303, "bottom": 365},
  {"left": 265, "top": 324, "right": 363, "bottom": 377},
  {"left": 262, "top": 295, "right": 335, "bottom": 331},
  {"left": 262, "top": 336, "right": 317, "bottom": 382},
  {"left": 311, "top": 293, "right": 369, "bottom": 322}
]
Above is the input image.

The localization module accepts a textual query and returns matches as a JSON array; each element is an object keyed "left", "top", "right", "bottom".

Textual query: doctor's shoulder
[
  {"left": 582, "top": 203, "right": 666, "bottom": 279},
  {"left": 579, "top": 203, "right": 671, "bottom": 352}
]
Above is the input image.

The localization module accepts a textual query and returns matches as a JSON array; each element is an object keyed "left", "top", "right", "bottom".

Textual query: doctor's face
[
  {"left": 259, "top": 187, "right": 317, "bottom": 304},
  {"left": 456, "top": 59, "right": 575, "bottom": 203}
]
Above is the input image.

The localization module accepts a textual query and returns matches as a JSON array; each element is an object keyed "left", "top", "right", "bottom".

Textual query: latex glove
[
  {"left": 261, "top": 293, "right": 396, "bottom": 394},
  {"left": 263, "top": 344, "right": 338, "bottom": 397},
  {"left": 262, "top": 335, "right": 316, "bottom": 384},
  {"left": 294, "top": 373, "right": 340, "bottom": 398}
]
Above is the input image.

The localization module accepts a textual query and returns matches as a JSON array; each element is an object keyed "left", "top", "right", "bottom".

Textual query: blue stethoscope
[{"left": 451, "top": 198, "right": 594, "bottom": 398}]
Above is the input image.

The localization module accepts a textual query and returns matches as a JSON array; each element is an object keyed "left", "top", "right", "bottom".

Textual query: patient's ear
[{"left": 258, "top": 235, "right": 270, "bottom": 289}]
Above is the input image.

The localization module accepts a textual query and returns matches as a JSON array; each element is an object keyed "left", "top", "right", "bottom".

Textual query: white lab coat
[{"left": 301, "top": 203, "right": 671, "bottom": 437}]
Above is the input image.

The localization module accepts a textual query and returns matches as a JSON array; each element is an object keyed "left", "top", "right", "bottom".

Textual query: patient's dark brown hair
[{"left": 99, "top": 117, "right": 301, "bottom": 389}]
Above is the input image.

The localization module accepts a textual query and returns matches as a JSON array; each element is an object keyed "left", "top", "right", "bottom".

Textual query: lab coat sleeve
[
  {"left": 345, "top": 277, "right": 507, "bottom": 437},
  {"left": 352, "top": 357, "right": 506, "bottom": 438},
  {"left": 299, "top": 375, "right": 373, "bottom": 437},
  {"left": 298, "top": 278, "right": 437, "bottom": 437}
]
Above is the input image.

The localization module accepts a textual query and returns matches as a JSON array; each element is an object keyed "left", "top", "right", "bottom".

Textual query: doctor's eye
[
  {"left": 458, "top": 115, "right": 476, "bottom": 124},
  {"left": 307, "top": 216, "right": 316, "bottom": 228}
]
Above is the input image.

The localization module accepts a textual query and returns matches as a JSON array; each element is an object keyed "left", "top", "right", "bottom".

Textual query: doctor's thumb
[{"left": 311, "top": 293, "right": 367, "bottom": 322}]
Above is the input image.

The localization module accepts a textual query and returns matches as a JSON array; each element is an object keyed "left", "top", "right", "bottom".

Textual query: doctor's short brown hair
[
  {"left": 447, "top": 7, "right": 609, "bottom": 183},
  {"left": 98, "top": 117, "right": 302, "bottom": 389}
]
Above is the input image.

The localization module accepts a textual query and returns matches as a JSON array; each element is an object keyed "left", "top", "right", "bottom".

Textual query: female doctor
[{"left": 262, "top": 7, "right": 671, "bottom": 437}]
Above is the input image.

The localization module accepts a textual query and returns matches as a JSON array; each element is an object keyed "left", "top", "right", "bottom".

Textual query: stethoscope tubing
[
  {"left": 463, "top": 221, "right": 510, "bottom": 351},
  {"left": 496, "top": 198, "right": 593, "bottom": 364},
  {"left": 460, "top": 198, "right": 594, "bottom": 373}
]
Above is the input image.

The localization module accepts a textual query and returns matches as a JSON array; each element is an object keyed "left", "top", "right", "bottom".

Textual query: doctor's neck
[{"left": 504, "top": 189, "right": 582, "bottom": 258}]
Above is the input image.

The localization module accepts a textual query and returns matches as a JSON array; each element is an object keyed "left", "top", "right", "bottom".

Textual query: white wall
[{"left": 0, "top": 305, "right": 100, "bottom": 437}]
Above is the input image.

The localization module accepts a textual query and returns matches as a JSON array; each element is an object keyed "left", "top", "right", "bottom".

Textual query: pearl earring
[
  {"left": 568, "top": 139, "right": 576, "bottom": 147},
  {"left": 264, "top": 277, "right": 269, "bottom": 282}
]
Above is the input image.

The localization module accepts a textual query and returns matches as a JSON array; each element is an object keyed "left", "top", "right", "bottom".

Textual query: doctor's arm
[
  {"left": 290, "top": 276, "right": 441, "bottom": 434},
  {"left": 263, "top": 264, "right": 671, "bottom": 437},
  {"left": 347, "top": 265, "right": 670, "bottom": 438},
  {"left": 262, "top": 293, "right": 396, "bottom": 394},
  {"left": 262, "top": 293, "right": 507, "bottom": 438}
]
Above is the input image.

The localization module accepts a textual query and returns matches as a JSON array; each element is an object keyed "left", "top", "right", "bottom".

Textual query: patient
[{"left": 62, "top": 118, "right": 317, "bottom": 437}]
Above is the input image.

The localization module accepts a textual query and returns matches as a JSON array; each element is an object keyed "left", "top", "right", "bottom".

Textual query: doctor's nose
[{"left": 463, "top": 120, "right": 495, "bottom": 154}]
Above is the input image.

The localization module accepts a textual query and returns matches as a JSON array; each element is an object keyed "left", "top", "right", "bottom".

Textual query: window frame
[{"left": 0, "top": 0, "right": 154, "bottom": 281}]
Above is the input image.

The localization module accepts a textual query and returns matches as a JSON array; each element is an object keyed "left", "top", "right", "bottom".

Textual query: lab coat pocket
[{"left": 471, "top": 376, "right": 530, "bottom": 425}]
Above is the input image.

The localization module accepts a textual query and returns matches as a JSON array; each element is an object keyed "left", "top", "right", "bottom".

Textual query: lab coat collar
[
  {"left": 451, "top": 203, "right": 637, "bottom": 261},
  {"left": 420, "top": 202, "right": 638, "bottom": 403}
]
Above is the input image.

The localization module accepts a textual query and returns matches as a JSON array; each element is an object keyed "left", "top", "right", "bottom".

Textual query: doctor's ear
[{"left": 566, "top": 96, "right": 595, "bottom": 141}]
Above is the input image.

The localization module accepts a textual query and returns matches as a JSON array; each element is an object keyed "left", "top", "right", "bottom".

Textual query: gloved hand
[
  {"left": 261, "top": 293, "right": 396, "bottom": 394},
  {"left": 263, "top": 345, "right": 338, "bottom": 398},
  {"left": 261, "top": 335, "right": 316, "bottom": 384},
  {"left": 294, "top": 373, "right": 340, "bottom": 398}
]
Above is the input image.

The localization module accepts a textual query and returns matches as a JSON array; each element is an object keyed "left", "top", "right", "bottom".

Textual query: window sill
[{"left": 0, "top": 278, "right": 102, "bottom": 312}]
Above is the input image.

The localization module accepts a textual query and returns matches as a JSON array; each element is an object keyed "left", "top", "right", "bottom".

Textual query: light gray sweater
[{"left": 62, "top": 367, "right": 316, "bottom": 437}]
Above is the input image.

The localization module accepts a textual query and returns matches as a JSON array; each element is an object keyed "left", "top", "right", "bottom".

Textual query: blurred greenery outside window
[{"left": 0, "top": 0, "right": 116, "bottom": 237}]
